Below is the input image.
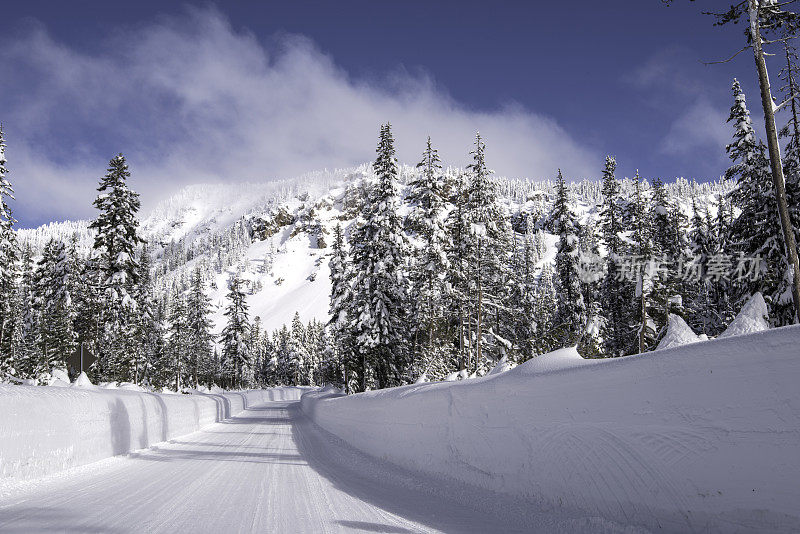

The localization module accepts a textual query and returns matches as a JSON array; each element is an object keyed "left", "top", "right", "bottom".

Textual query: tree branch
[{"left": 701, "top": 44, "right": 752, "bottom": 65}]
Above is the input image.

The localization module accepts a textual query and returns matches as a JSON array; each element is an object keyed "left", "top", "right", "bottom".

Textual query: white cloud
[
  {"left": 1, "top": 7, "right": 601, "bottom": 226},
  {"left": 659, "top": 98, "right": 730, "bottom": 156}
]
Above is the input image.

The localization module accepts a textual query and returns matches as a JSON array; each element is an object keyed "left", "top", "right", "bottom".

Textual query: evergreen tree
[
  {"left": 186, "top": 267, "right": 214, "bottom": 388},
  {"left": 725, "top": 79, "right": 790, "bottom": 325},
  {"left": 0, "top": 125, "right": 18, "bottom": 375},
  {"left": 34, "top": 239, "right": 77, "bottom": 380},
  {"left": 464, "top": 132, "right": 510, "bottom": 373},
  {"left": 12, "top": 245, "right": 38, "bottom": 379},
  {"left": 220, "top": 275, "right": 251, "bottom": 389},
  {"left": 166, "top": 290, "right": 188, "bottom": 391},
  {"left": 629, "top": 173, "right": 657, "bottom": 353},
  {"left": 599, "top": 156, "right": 633, "bottom": 356},
  {"left": 286, "top": 312, "right": 309, "bottom": 385},
  {"left": 444, "top": 172, "right": 471, "bottom": 372},
  {"left": 550, "top": 170, "right": 586, "bottom": 345},
  {"left": 89, "top": 154, "right": 143, "bottom": 381},
  {"left": 348, "top": 123, "right": 410, "bottom": 390},
  {"left": 407, "top": 137, "right": 451, "bottom": 380},
  {"left": 328, "top": 224, "right": 354, "bottom": 391},
  {"left": 778, "top": 38, "right": 800, "bottom": 296}
]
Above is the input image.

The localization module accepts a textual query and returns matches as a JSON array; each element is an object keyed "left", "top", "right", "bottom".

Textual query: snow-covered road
[{"left": 0, "top": 399, "right": 573, "bottom": 534}]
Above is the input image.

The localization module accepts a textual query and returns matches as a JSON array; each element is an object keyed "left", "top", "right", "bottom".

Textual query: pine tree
[
  {"left": 550, "top": 170, "right": 586, "bottom": 345},
  {"left": 464, "top": 132, "right": 510, "bottom": 373},
  {"left": 89, "top": 154, "right": 143, "bottom": 381},
  {"left": 286, "top": 312, "right": 309, "bottom": 385},
  {"left": 220, "top": 275, "right": 251, "bottom": 389},
  {"left": 186, "top": 267, "right": 214, "bottom": 388},
  {"left": 725, "top": 79, "right": 790, "bottom": 325},
  {"left": 629, "top": 172, "right": 657, "bottom": 353},
  {"left": 407, "top": 137, "right": 451, "bottom": 380},
  {"left": 599, "top": 156, "right": 633, "bottom": 356},
  {"left": 328, "top": 224, "right": 354, "bottom": 392},
  {"left": 778, "top": 38, "right": 800, "bottom": 298},
  {"left": 649, "top": 177, "right": 687, "bottom": 337},
  {"left": 34, "top": 239, "right": 77, "bottom": 381},
  {"left": 11, "top": 245, "right": 38, "bottom": 379},
  {"left": 348, "top": 123, "right": 410, "bottom": 390},
  {"left": 0, "top": 125, "right": 18, "bottom": 375},
  {"left": 444, "top": 172, "right": 471, "bottom": 372},
  {"left": 166, "top": 290, "right": 188, "bottom": 391}
]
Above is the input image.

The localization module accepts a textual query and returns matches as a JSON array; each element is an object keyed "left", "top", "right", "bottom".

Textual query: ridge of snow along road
[
  {"left": 0, "top": 386, "right": 310, "bottom": 482},
  {"left": 301, "top": 325, "right": 800, "bottom": 533}
]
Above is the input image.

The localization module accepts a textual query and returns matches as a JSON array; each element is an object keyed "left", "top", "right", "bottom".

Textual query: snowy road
[{"left": 0, "top": 399, "right": 548, "bottom": 534}]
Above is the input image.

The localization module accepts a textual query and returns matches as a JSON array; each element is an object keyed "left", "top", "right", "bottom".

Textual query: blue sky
[{"left": 0, "top": 1, "right": 770, "bottom": 227}]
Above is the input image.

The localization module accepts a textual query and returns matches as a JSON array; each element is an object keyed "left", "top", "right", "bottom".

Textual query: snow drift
[
  {"left": 302, "top": 326, "right": 800, "bottom": 532},
  {"left": 656, "top": 313, "right": 701, "bottom": 350},
  {"left": 0, "top": 386, "right": 309, "bottom": 482}
]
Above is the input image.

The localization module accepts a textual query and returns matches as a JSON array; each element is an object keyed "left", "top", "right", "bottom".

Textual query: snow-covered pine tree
[
  {"left": 348, "top": 123, "right": 410, "bottom": 390},
  {"left": 629, "top": 172, "right": 657, "bottom": 353},
  {"left": 407, "top": 137, "right": 451, "bottom": 380},
  {"left": 778, "top": 38, "right": 800, "bottom": 293},
  {"left": 129, "top": 244, "right": 158, "bottom": 385},
  {"left": 286, "top": 312, "right": 310, "bottom": 385},
  {"left": 725, "top": 79, "right": 791, "bottom": 325},
  {"left": 599, "top": 156, "right": 633, "bottom": 356},
  {"left": 464, "top": 132, "right": 510, "bottom": 373},
  {"left": 220, "top": 275, "right": 251, "bottom": 389},
  {"left": 34, "top": 239, "right": 77, "bottom": 381},
  {"left": 577, "top": 221, "right": 604, "bottom": 358},
  {"left": 249, "top": 316, "right": 264, "bottom": 385},
  {"left": 166, "top": 289, "right": 189, "bottom": 391},
  {"left": 533, "top": 264, "right": 558, "bottom": 354},
  {"left": 649, "top": 177, "right": 687, "bottom": 337},
  {"left": 508, "top": 222, "right": 537, "bottom": 360},
  {"left": 186, "top": 266, "right": 214, "bottom": 388},
  {"left": 444, "top": 172, "right": 471, "bottom": 372},
  {"left": 550, "top": 170, "right": 586, "bottom": 345},
  {"left": 273, "top": 325, "right": 290, "bottom": 385},
  {"left": 328, "top": 223, "right": 354, "bottom": 392},
  {"left": 10, "top": 245, "right": 38, "bottom": 379},
  {"left": 686, "top": 196, "right": 714, "bottom": 335},
  {"left": 0, "top": 125, "right": 18, "bottom": 374},
  {"left": 89, "top": 153, "right": 143, "bottom": 381}
]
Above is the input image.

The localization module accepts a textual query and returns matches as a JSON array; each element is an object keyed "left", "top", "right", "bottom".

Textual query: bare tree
[{"left": 666, "top": 0, "right": 800, "bottom": 322}]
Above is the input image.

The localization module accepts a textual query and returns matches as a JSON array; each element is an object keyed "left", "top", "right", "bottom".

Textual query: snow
[
  {"left": 656, "top": 313, "right": 701, "bottom": 350},
  {"left": 302, "top": 325, "right": 800, "bottom": 532},
  {"left": 0, "top": 385, "right": 309, "bottom": 482},
  {"left": 70, "top": 371, "right": 95, "bottom": 389},
  {"left": 0, "top": 396, "right": 567, "bottom": 534},
  {"left": 719, "top": 292, "right": 770, "bottom": 338}
]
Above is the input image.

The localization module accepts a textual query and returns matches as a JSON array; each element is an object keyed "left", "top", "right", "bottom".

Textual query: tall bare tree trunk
[{"left": 749, "top": 0, "right": 800, "bottom": 323}]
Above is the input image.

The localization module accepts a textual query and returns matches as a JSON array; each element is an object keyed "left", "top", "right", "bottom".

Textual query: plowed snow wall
[
  {"left": 302, "top": 326, "right": 800, "bottom": 533},
  {"left": 0, "top": 387, "right": 308, "bottom": 481}
]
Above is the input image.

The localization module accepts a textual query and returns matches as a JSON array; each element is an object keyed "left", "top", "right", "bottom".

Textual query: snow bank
[
  {"left": 719, "top": 292, "right": 770, "bottom": 338},
  {"left": 0, "top": 386, "right": 309, "bottom": 482},
  {"left": 656, "top": 314, "right": 701, "bottom": 350},
  {"left": 302, "top": 326, "right": 800, "bottom": 532}
]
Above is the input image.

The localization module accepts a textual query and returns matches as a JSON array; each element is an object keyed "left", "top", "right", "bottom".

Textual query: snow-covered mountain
[{"left": 17, "top": 165, "right": 730, "bottom": 338}]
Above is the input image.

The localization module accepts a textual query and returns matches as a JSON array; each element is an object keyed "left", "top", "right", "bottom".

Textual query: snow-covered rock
[
  {"left": 719, "top": 292, "right": 770, "bottom": 339},
  {"left": 656, "top": 313, "right": 701, "bottom": 350}
]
